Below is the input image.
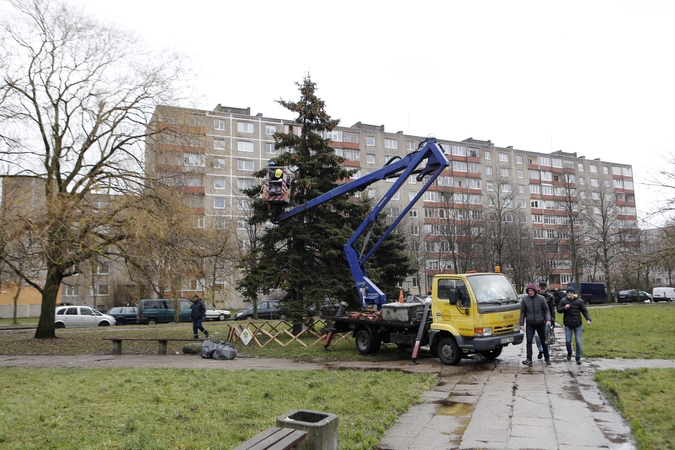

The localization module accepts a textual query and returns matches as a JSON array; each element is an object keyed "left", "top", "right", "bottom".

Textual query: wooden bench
[
  {"left": 233, "top": 426, "right": 307, "bottom": 450},
  {"left": 103, "top": 338, "right": 204, "bottom": 355}
]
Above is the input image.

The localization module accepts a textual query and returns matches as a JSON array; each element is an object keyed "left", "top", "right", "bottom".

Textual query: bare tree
[
  {"left": 483, "top": 175, "right": 519, "bottom": 270},
  {"left": 0, "top": 0, "right": 190, "bottom": 338}
]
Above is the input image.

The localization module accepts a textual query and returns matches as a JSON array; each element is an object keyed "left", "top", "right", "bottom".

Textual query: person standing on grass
[
  {"left": 557, "top": 288, "right": 592, "bottom": 365},
  {"left": 534, "top": 281, "right": 556, "bottom": 360},
  {"left": 190, "top": 295, "right": 209, "bottom": 340},
  {"left": 520, "top": 283, "right": 552, "bottom": 366}
]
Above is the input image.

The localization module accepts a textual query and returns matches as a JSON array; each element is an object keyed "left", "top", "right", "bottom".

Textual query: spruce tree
[{"left": 241, "top": 75, "right": 414, "bottom": 324}]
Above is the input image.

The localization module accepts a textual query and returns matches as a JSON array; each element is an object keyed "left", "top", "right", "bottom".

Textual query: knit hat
[
  {"left": 566, "top": 287, "right": 575, "bottom": 294},
  {"left": 538, "top": 281, "right": 547, "bottom": 288}
]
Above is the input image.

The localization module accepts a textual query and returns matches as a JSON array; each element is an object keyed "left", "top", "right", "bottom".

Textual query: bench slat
[
  {"left": 233, "top": 427, "right": 306, "bottom": 450},
  {"left": 103, "top": 338, "right": 204, "bottom": 355}
]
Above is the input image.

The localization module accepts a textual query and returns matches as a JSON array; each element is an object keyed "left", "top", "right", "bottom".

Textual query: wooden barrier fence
[{"left": 224, "top": 319, "right": 353, "bottom": 348}]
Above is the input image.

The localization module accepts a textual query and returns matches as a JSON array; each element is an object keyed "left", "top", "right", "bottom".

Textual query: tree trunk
[
  {"left": 12, "top": 282, "right": 21, "bottom": 325},
  {"left": 34, "top": 265, "right": 64, "bottom": 339}
]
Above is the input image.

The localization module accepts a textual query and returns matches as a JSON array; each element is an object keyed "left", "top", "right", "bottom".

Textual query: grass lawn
[
  {"left": 583, "top": 303, "right": 675, "bottom": 359},
  {"left": 595, "top": 368, "right": 675, "bottom": 450},
  {"left": 0, "top": 367, "right": 436, "bottom": 449},
  {"left": 2, "top": 303, "right": 675, "bottom": 449}
]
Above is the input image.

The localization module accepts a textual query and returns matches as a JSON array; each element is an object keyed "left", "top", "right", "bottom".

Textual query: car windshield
[{"left": 467, "top": 274, "right": 519, "bottom": 305}]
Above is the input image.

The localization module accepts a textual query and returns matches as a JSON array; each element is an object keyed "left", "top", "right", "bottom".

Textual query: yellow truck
[{"left": 325, "top": 271, "right": 523, "bottom": 365}]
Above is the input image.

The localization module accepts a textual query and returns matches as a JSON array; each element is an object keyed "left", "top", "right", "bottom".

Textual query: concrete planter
[{"left": 277, "top": 410, "right": 338, "bottom": 450}]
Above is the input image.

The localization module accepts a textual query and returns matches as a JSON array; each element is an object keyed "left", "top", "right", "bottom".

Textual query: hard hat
[{"left": 274, "top": 168, "right": 283, "bottom": 178}]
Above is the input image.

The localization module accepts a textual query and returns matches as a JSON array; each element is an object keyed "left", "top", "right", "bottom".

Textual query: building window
[
  {"left": 265, "top": 125, "right": 276, "bottom": 136},
  {"left": 184, "top": 154, "right": 205, "bottom": 167},
  {"left": 485, "top": 166, "right": 493, "bottom": 175},
  {"left": 531, "top": 200, "right": 541, "bottom": 208},
  {"left": 237, "top": 141, "right": 254, "bottom": 152},
  {"left": 237, "top": 178, "right": 254, "bottom": 191},
  {"left": 409, "top": 209, "right": 418, "bottom": 218},
  {"left": 214, "top": 177, "right": 226, "bottom": 189},
  {"left": 344, "top": 149, "right": 360, "bottom": 161},
  {"left": 237, "top": 160, "right": 254, "bottom": 171},
  {"left": 452, "top": 161, "right": 467, "bottom": 172},
  {"left": 518, "top": 184, "right": 525, "bottom": 194},
  {"left": 487, "top": 181, "right": 494, "bottom": 191},
  {"left": 97, "top": 262, "right": 110, "bottom": 275},
  {"left": 579, "top": 177, "right": 585, "bottom": 185},
  {"left": 407, "top": 141, "right": 416, "bottom": 151},
  {"left": 214, "top": 119, "right": 226, "bottom": 130},
  {"left": 591, "top": 178, "right": 599, "bottom": 187},
  {"left": 213, "top": 158, "right": 225, "bottom": 169},
  {"left": 516, "top": 155, "right": 523, "bottom": 164},
  {"left": 214, "top": 198, "right": 226, "bottom": 209},
  {"left": 590, "top": 165, "right": 598, "bottom": 173},
  {"left": 214, "top": 139, "right": 225, "bottom": 150},
  {"left": 367, "top": 188, "right": 377, "bottom": 199},
  {"left": 529, "top": 184, "right": 541, "bottom": 194},
  {"left": 517, "top": 170, "right": 524, "bottom": 178},
  {"left": 196, "top": 217, "right": 205, "bottom": 228},
  {"left": 95, "top": 284, "right": 109, "bottom": 296},
  {"left": 237, "top": 122, "right": 254, "bottom": 133},
  {"left": 532, "top": 214, "right": 543, "bottom": 223},
  {"left": 500, "top": 168, "right": 511, "bottom": 177},
  {"left": 408, "top": 175, "right": 417, "bottom": 184},
  {"left": 384, "top": 139, "right": 398, "bottom": 149},
  {"left": 529, "top": 170, "right": 540, "bottom": 180},
  {"left": 64, "top": 285, "right": 79, "bottom": 297},
  {"left": 265, "top": 143, "right": 276, "bottom": 154},
  {"left": 469, "top": 179, "right": 482, "bottom": 189},
  {"left": 578, "top": 163, "right": 584, "bottom": 172},
  {"left": 552, "top": 158, "right": 563, "bottom": 168},
  {"left": 467, "top": 163, "right": 480, "bottom": 173},
  {"left": 539, "top": 157, "right": 551, "bottom": 166},
  {"left": 468, "top": 148, "right": 479, "bottom": 158},
  {"left": 366, "top": 136, "right": 375, "bottom": 146},
  {"left": 499, "top": 153, "right": 509, "bottom": 162},
  {"left": 603, "top": 166, "right": 609, "bottom": 175},
  {"left": 484, "top": 150, "right": 491, "bottom": 160},
  {"left": 451, "top": 145, "right": 466, "bottom": 156},
  {"left": 367, "top": 153, "right": 376, "bottom": 164},
  {"left": 541, "top": 171, "right": 552, "bottom": 182}
]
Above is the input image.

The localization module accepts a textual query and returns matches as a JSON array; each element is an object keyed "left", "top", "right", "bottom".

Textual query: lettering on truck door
[{"left": 435, "top": 278, "right": 473, "bottom": 334}]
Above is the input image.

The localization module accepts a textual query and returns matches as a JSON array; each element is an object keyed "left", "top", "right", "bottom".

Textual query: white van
[{"left": 651, "top": 287, "right": 675, "bottom": 302}]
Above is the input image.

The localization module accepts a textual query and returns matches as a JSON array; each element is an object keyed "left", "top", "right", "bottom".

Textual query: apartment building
[{"left": 145, "top": 104, "right": 638, "bottom": 305}]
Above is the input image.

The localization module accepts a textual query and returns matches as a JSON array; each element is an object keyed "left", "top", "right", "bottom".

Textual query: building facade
[{"left": 145, "top": 104, "right": 638, "bottom": 306}]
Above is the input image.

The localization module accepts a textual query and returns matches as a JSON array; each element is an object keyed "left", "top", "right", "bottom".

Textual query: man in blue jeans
[{"left": 557, "top": 287, "right": 592, "bottom": 364}]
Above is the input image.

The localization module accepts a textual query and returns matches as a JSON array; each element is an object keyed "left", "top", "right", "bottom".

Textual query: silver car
[{"left": 54, "top": 305, "right": 116, "bottom": 328}]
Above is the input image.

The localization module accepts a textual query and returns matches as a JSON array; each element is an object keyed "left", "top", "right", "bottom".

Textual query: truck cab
[{"left": 429, "top": 272, "right": 523, "bottom": 365}]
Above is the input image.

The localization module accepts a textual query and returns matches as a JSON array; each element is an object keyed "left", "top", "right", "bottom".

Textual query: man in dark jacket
[
  {"left": 535, "top": 282, "right": 556, "bottom": 360},
  {"left": 190, "top": 295, "right": 209, "bottom": 339},
  {"left": 520, "top": 282, "right": 552, "bottom": 366},
  {"left": 557, "top": 288, "right": 592, "bottom": 364}
]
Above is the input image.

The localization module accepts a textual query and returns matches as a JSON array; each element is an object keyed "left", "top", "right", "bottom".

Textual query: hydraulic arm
[{"left": 264, "top": 138, "right": 450, "bottom": 309}]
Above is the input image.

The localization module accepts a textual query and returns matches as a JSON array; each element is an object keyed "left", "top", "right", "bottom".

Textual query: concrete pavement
[{"left": 2, "top": 332, "right": 674, "bottom": 449}]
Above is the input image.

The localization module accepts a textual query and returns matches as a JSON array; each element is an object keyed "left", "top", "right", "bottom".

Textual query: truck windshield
[{"left": 467, "top": 275, "right": 519, "bottom": 305}]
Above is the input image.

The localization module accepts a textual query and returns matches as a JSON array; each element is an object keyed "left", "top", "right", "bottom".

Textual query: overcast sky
[{"left": 71, "top": 0, "right": 674, "bottom": 226}]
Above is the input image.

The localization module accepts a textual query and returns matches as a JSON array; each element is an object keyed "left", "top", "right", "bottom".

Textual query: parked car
[
  {"left": 565, "top": 282, "right": 610, "bottom": 304},
  {"left": 205, "top": 305, "right": 231, "bottom": 321},
  {"left": 651, "top": 287, "right": 675, "bottom": 302},
  {"left": 307, "top": 298, "right": 343, "bottom": 317},
  {"left": 233, "top": 300, "right": 283, "bottom": 320},
  {"left": 137, "top": 299, "right": 191, "bottom": 325},
  {"left": 106, "top": 306, "right": 138, "bottom": 325},
  {"left": 54, "top": 305, "right": 116, "bottom": 328},
  {"left": 617, "top": 290, "right": 652, "bottom": 303}
]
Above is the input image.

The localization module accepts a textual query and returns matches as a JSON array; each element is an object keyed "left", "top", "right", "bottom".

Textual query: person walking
[
  {"left": 534, "top": 282, "right": 556, "bottom": 360},
  {"left": 190, "top": 295, "right": 209, "bottom": 339},
  {"left": 520, "top": 283, "right": 552, "bottom": 366},
  {"left": 557, "top": 288, "right": 592, "bottom": 364}
]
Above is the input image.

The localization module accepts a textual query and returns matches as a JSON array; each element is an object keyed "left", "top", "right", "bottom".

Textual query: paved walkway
[{"left": 2, "top": 333, "right": 674, "bottom": 449}]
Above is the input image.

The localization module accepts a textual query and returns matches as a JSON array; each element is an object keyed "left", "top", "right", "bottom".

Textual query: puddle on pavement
[{"left": 435, "top": 400, "right": 474, "bottom": 416}]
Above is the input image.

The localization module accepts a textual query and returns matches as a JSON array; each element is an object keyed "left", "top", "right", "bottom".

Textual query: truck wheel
[
  {"left": 355, "top": 329, "right": 379, "bottom": 354},
  {"left": 147, "top": 318, "right": 158, "bottom": 325},
  {"left": 437, "top": 337, "right": 462, "bottom": 365},
  {"left": 480, "top": 348, "right": 502, "bottom": 360}
]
